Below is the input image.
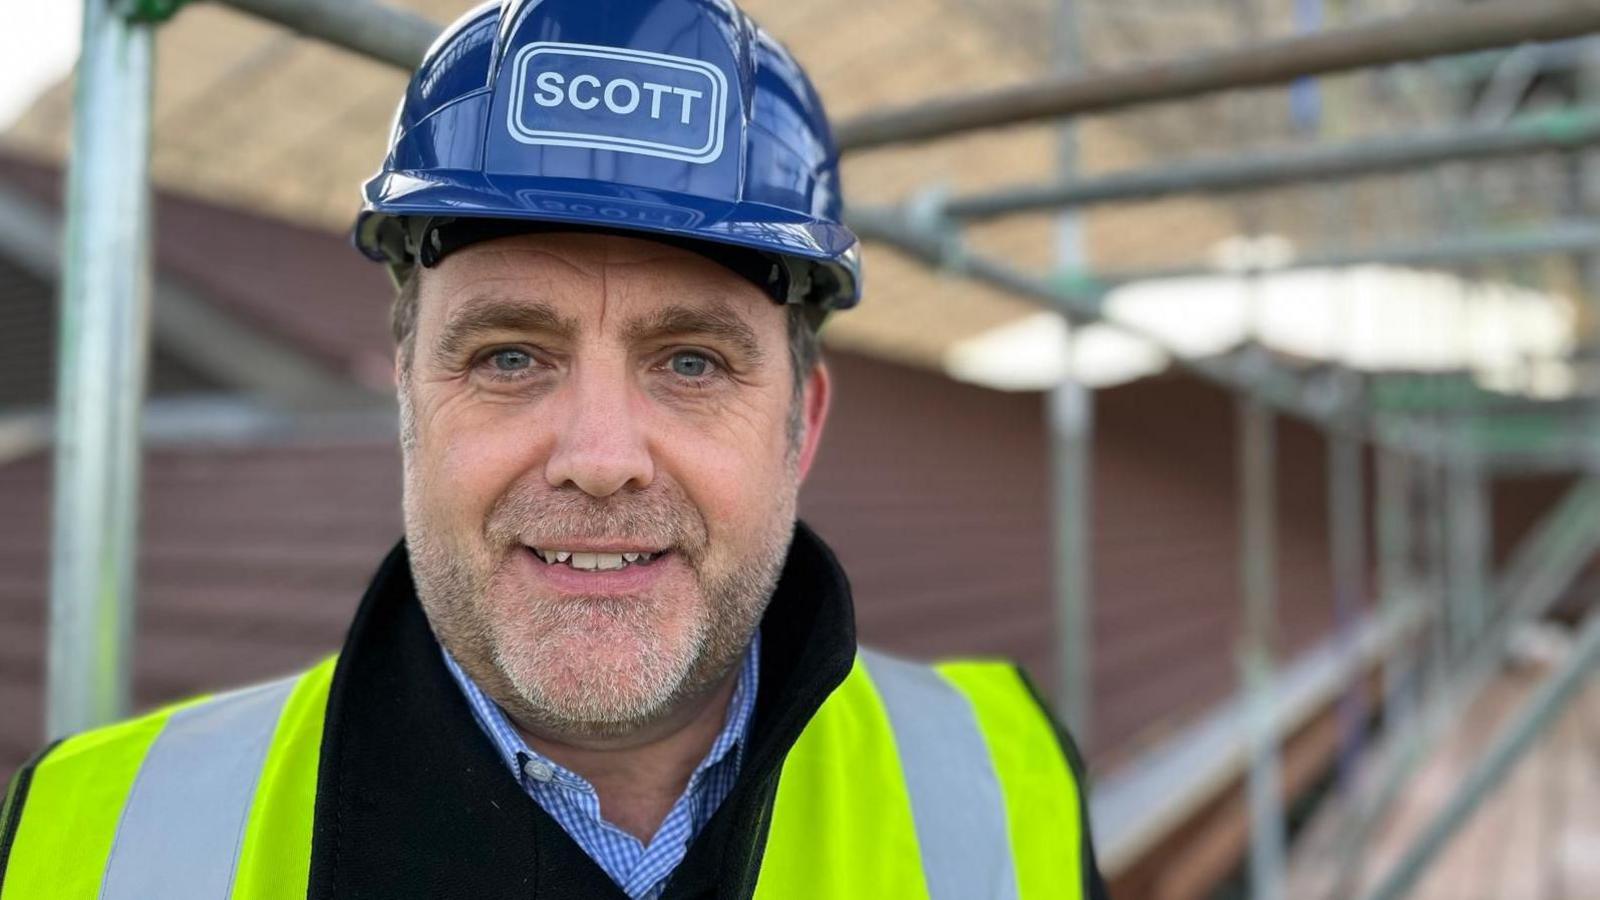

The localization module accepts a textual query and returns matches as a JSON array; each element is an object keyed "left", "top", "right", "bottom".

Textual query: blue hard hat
[{"left": 353, "top": 0, "right": 861, "bottom": 310}]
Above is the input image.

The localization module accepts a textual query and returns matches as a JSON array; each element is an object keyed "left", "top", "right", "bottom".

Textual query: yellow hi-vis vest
[{"left": 0, "top": 649, "right": 1087, "bottom": 899}]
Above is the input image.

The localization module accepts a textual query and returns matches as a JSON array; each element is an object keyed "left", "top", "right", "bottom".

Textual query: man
[{"left": 0, "top": 1, "right": 1108, "bottom": 897}]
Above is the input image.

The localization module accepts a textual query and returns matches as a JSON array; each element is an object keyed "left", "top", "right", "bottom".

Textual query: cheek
[
  {"left": 413, "top": 398, "right": 547, "bottom": 533},
  {"left": 655, "top": 410, "right": 794, "bottom": 544}
]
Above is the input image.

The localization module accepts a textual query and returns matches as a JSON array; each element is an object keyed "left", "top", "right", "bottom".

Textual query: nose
[{"left": 542, "top": 363, "right": 655, "bottom": 497}]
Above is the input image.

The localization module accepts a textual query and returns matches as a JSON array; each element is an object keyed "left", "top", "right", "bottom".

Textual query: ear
[{"left": 794, "top": 361, "right": 831, "bottom": 483}]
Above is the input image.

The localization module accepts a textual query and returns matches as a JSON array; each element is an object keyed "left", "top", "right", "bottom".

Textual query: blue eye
[
  {"left": 489, "top": 349, "right": 534, "bottom": 372},
  {"left": 669, "top": 351, "right": 713, "bottom": 377}
]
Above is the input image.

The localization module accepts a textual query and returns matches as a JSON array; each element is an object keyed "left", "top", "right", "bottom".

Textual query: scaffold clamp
[{"left": 125, "top": 0, "right": 190, "bottom": 24}]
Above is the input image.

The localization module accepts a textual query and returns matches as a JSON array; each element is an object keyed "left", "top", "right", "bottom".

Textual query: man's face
[{"left": 398, "top": 232, "right": 828, "bottom": 740}]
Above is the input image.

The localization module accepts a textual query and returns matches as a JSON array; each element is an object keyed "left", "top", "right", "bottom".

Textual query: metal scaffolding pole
[
  {"left": 849, "top": 209, "right": 1600, "bottom": 432},
  {"left": 1420, "top": 428, "right": 1454, "bottom": 706},
  {"left": 942, "top": 108, "right": 1600, "bottom": 221},
  {"left": 1239, "top": 389, "right": 1287, "bottom": 900},
  {"left": 1497, "top": 480, "right": 1600, "bottom": 615},
  {"left": 1360, "top": 604, "right": 1600, "bottom": 900},
  {"left": 1049, "top": 0, "right": 1094, "bottom": 745},
  {"left": 213, "top": 0, "right": 435, "bottom": 70},
  {"left": 1327, "top": 382, "right": 1369, "bottom": 794},
  {"left": 835, "top": 0, "right": 1600, "bottom": 151},
  {"left": 1325, "top": 477, "right": 1600, "bottom": 897},
  {"left": 1444, "top": 439, "right": 1492, "bottom": 658},
  {"left": 1207, "top": 220, "right": 1600, "bottom": 273},
  {"left": 1375, "top": 449, "right": 1420, "bottom": 737},
  {"left": 1050, "top": 357, "right": 1094, "bottom": 742},
  {"left": 47, "top": 0, "right": 157, "bottom": 738},
  {"left": 204, "top": 0, "right": 1600, "bottom": 158},
  {"left": 856, "top": 208, "right": 1600, "bottom": 293}
]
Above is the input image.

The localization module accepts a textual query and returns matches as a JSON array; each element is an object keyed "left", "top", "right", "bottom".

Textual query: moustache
[{"left": 485, "top": 483, "right": 708, "bottom": 558}]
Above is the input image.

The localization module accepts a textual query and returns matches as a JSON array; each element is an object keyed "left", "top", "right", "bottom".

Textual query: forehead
[{"left": 414, "top": 231, "right": 779, "bottom": 332}]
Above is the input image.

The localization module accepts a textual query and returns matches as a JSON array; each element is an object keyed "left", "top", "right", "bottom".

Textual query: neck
[{"left": 515, "top": 665, "right": 744, "bottom": 844}]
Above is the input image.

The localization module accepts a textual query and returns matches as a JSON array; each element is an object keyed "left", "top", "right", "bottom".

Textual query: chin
[{"left": 491, "top": 599, "right": 705, "bottom": 730}]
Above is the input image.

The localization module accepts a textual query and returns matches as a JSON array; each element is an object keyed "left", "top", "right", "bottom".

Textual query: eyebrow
[
  {"left": 621, "top": 303, "right": 767, "bottom": 365},
  {"left": 432, "top": 298, "right": 578, "bottom": 365}
]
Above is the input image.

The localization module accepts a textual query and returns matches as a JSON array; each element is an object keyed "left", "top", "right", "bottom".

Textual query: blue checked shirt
[{"left": 440, "top": 633, "right": 761, "bottom": 900}]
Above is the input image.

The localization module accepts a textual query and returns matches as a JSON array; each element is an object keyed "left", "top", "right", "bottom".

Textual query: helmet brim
[{"left": 354, "top": 171, "right": 861, "bottom": 307}]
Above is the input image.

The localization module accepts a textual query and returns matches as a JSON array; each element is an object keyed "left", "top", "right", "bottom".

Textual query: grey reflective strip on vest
[
  {"left": 100, "top": 675, "right": 297, "bottom": 900},
  {"left": 860, "top": 649, "right": 1020, "bottom": 900}
]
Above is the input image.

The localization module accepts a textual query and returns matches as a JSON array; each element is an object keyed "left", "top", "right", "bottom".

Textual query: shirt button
[{"left": 522, "top": 759, "right": 555, "bottom": 782}]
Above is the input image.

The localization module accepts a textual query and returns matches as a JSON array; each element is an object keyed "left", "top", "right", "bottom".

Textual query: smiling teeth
[{"left": 535, "top": 548, "right": 659, "bottom": 570}]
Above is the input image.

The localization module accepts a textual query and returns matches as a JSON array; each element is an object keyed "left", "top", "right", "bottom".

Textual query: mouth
[{"left": 524, "top": 545, "right": 670, "bottom": 572}]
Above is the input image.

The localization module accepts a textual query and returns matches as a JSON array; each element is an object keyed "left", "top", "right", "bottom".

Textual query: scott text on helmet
[{"left": 507, "top": 42, "right": 729, "bottom": 164}]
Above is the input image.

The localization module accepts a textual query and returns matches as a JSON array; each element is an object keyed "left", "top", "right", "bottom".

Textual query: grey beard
[
  {"left": 400, "top": 390, "right": 798, "bottom": 738},
  {"left": 409, "top": 503, "right": 791, "bottom": 740}
]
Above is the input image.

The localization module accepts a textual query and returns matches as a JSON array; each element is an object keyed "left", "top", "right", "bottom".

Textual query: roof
[
  {"left": 6, "top": 1, "right": 1582, "bottom": 387},
  {"left": 0, "top": 249, "right": 220, "bottom": 407},
  {"left": 0, "top": 152, "right": 395, "bottom": 393}
]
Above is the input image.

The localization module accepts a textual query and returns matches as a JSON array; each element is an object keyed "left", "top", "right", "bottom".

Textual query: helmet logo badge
[{"left": 506, "top": 42, "right": 728, "bottom": 164}]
